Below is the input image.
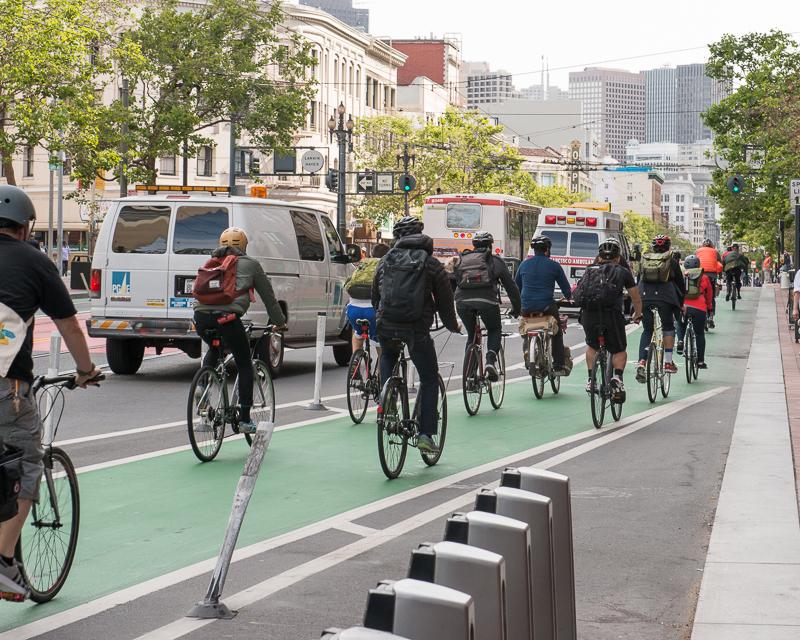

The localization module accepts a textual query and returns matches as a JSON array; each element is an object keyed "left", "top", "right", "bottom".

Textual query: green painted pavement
[{"left": 0, "top": 297, "right": 756, "bottom": 631}]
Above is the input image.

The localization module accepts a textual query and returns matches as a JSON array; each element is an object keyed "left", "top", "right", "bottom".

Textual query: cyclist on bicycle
[
  {"left": 677, "top": 255, "right": 713, "bottom": 369},
  {"left": 0, "top": 185, "right": 102, "bottom": 601},
  {"left": 636, "top": 234, "right": 685, "bottom": 381},
  {"left": 453, "top": 232, "right": 521, "bottom": 381},
  {"left": 344, "top": 243, "right": 390, "bottom": 356},
  {"left": 696, "top": 239, "right": 722, "bottom": 328},
  {"left": 372, "top": 216, "right": 460, "bottom": 455},
  {"left": 193, "top": 227, "right": 287, "bottom": 435},
  {"left": 722, "top": 243, "right": 748, "bottom": 301},
  {"left": 514, "top": 235, "right": 572, "bottom": 376},
  {"left": 578, "top": 238, "right": 642, "bottom": 401}
]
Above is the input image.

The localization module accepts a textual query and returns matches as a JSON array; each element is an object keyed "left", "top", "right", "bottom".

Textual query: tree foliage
[{"left": 623, "top": 212, "right": 694, "bottom": 255}]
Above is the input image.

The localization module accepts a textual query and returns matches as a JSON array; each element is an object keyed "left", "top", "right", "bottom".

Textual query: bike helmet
[
  {"left": 530, "top": 234, "right": 552, "bottom": 252},
  {"left": 732, "top": 243, "right": 739, "bottom": 250},
  {"left": 0, "top": 185, "right": 36, "bottom": 227},
  {"left": 472, "top": 232, "right": 493, "bottom": 248},
  {"left": 651, "top": 234, "right": 671, "bottom": 252},
  {"left": 702, "top": 238, "right": 713, "bottom": 248},
  {"left": 220, "top": 226, "right": 248, "bottom": 250},
  {"left": 393, "top": 215, "right": 423, "bottom": 238},
  {"left": 684, "top": 255, "right": 701, "bottom": 269},
  {"left": 598, "top": 237, "right": 621, "bottom": 259}
]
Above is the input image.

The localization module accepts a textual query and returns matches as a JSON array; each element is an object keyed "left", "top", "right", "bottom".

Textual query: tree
[
  {"left": 623, "top": 212, "right": 694, "bottom": 255},
  {"left": 0, "top": 0, "right": 120, "bottom": 185},
  {"left": 704, "top": 30, "right": 800, "bottom": 254}
]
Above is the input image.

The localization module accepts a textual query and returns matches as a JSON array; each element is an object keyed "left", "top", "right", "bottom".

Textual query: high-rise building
[
  {"left": 643, "top": 66, "right": 676, "bottom": 143},
  {"left": 568, "top": 67, "right": 645, "bottom": 162},
  {"left": 675, "top": 63, "right": 729, "bottom": 143},
  {"left": 464, "top": 61, "right": 518, "bottom": 108},
  {"left": 519, "top": 84, "right": 569, "bottom": 101},
  {"left": 299, "top": 0, "right": 369, "bottom": 32}
]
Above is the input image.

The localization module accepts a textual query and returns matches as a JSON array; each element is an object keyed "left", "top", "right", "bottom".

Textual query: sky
[{"left": 357, "top": 0, "right": 800, "bottom": 89}]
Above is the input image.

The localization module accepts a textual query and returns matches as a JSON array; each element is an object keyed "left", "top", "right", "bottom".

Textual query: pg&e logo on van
[{"left": 111, "top": 271, "right": 132, "bottom": 301}]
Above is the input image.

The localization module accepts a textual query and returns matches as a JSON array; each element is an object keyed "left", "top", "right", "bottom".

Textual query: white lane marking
[
  {"left": 131, "top": 385, "right": 727, "bottom": 640},
  {"left": 331, "top": 521, "right": 380, "bottom": 537},
  {"left": 6, "top": 383, "right": 721, "bottom": 640}
]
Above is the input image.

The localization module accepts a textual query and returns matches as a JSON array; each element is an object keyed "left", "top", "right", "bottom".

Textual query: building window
[
  {"left": 197, "top": 146, "right": 213, "bottom": 177},
  {"left": 309, "top": 100, "right": 317, "bottom": 131},
  {"left": 160, "top": 156, "right": 176, "bottom": 176},
  {"left": 23, "top": 146, "right": 34, "bottom": 177},
  {"left": 626, "top": 195, "right": 633, "bottom": 202},
  {"left": 663, "top": 194, "right": 669, "bottom": 202}
]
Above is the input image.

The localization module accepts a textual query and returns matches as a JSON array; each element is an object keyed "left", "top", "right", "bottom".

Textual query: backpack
[
  {"left": 455, "top": 250, "right": 494, "bottom": 289},
  {"left": 192, "top": 254, "right": 248, "bottom": 305},
  {"left": 379, "top": 248, "right": 429, "bottom": 323},
  {"left": 345, "top": 258, "right": 378, "bottom": 300},
  {"left": 640, "top": 251, "right": 673, "bottom": 283},
  {"left": 685, "top": 268, "right": 703, "bottom": 300},
  {"left": 573, "top": 263, "right": 623, "bottom": 309},
  {"left": 0, "top": 445, "right": 22, "bottom": 523}
]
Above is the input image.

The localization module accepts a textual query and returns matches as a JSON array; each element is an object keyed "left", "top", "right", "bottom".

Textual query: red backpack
[{"left": 192, "top": 254, "right": 250, "bottom": 305}]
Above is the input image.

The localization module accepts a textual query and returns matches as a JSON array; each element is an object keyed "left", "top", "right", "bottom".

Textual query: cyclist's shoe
[
  {"left": 635, "top": 361, "right": 647, "bottom": 383},
  {"left": 238, "top": 420, "right": 258, "bottom": 434},
  {"left": 0, "top": 557, "right": 29, "bottom": 602},
  {"left": 585, "top": 379, "right": 598, "bottom": 394},
  {"left": 707, "top": 317, "right": 716, "bottom": 329},
  {"left": 676, "top": 340, "right": 684, "bottom": 355},
  {"left": 698, "top": 362, "right": 708, "bottom": 369},
  {"left": 664, "top": 362, "right": 678, "bottom": 374},
  {"left": 610, "top": 377, "right": 626, "bottom": 403},
  {"left": 485, "top": 363, "right": 499, "bottom": 382},
  {"left": 417, "top": 434, "right": 439, "bottom": 454}
]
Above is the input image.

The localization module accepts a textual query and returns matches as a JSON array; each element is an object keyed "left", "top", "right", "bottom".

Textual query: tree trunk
[{"left": 2, "top": 156, "right": 16, "bottom": 185}]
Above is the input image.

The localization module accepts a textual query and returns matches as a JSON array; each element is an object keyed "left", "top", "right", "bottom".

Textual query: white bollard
[
  {"left": 321, "top": 628, "right": 411, "bottom": 640},
  {"left": 306, "top": 312, "right": 327, "bottom": 411},
  {"left": 42, "top": 332, "right": 62, "bottom": 445},
  {"left": 408, "top": 362, "right": 417, "bottom": 395}
]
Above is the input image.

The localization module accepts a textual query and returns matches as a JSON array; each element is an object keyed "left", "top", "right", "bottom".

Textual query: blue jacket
[{"left": 514, "top": 254, "right": 572, "bottom": 312}]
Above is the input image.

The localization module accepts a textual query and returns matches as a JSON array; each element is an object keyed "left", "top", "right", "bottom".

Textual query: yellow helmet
[{"left": 219, "top": 227, "right": 248, "bottom": 251}]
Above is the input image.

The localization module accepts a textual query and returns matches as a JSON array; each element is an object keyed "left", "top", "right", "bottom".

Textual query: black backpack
[
  {"left": 573, "top": 263, "right": 623, "bottom": 309},
  {"left": 456, "top": 250, "right": 494, "bottom": 289},
  {"left": 379, "top": 247, "right": 429, "bottom": 323}
]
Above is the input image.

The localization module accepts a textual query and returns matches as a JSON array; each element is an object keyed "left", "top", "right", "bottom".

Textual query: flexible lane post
[
  {"left": 306, "top": 312, "right": 327, "bottom": 411},
  {"left": 42, "top": 332, "right": 62, "bottom": 444}
]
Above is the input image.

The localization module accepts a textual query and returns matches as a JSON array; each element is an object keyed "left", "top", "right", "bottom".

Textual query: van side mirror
[{"left": 345, "top": 243, "right": 362, "bottom": 263}]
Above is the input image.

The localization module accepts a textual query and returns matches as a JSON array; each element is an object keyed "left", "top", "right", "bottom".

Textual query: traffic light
[
  {"left": 325, "top": 169, "right": 338, "bottom": 192},
  {"left": 727, "top": 174, "right": 745, "bottom": 195},
  {"left": 399, "top": 174, "right": 417, "bottom": 193}
]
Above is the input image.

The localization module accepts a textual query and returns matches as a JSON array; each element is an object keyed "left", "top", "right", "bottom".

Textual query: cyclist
[
  {"left": 372, "top": 216, "right": 460, "bottom": 455},
  {"left": 722, "top": 243, "right": 748, "bottom": 301},
  {"left": 193, "top": 227, "right": 287, "bottom": 435},
  {"left": 344, "top": 243, "right": 390, "bottom": 356},
  {"left": 696, "top": 239, "right": 722, "bottom": 328},
  {"left": 454, "top": 232, "right": 521, "bottom": 381},
  {"left": 515, "top": 235, "right": 573, "bottom": 376},
  {"left": 678, "top": 255, "right": 713, "bottom": 369},
  {"left": 578, "top": 238, "right": 642, "bottom": 401},
  {"left": 636, "top": 234, "right": 685, "bottom": 381},
  {"left": 0, "top": 185, "right": 102, "bottom": 601}
]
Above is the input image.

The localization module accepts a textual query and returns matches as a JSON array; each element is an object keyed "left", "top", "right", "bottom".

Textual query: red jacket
[{"left": 685, "top": 274, "right": 713, "bottom": 313}]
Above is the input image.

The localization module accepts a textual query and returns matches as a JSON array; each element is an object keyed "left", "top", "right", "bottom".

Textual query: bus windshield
[{"left": 446, "top": 203, "right": 481, "bottom": 229}]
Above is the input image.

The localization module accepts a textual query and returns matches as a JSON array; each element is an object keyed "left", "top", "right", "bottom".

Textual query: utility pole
[
  {"left": 400, "top": 142, "right": 413, "bottom": 215},
  {"left": 229, "top": 114, "right": 237, "bottom": 192},
  {"left": 119, "top": 77, "right": 129, "bottom": 197},
  {"left": 56, "top": 149, "right": 64, "bottom": 268},
  {"left": 48, "top": 164, "right": 54, "bottom": 263},
  {"left": 328, "top": 103, "right": 354, "bottom": 242}
]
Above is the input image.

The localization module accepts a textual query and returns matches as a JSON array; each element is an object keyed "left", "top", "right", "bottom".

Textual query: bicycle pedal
[{"left": 0, "top": 589, "right": 28, "bottom": 603}]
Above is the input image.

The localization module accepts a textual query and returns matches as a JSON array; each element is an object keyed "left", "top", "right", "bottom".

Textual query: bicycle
[
  {"left": 462, "top": 318, "right": 507, "bottom": 415},
  {"left": 187, "top": 324, "right": 276, "bottom": 462},
  {"left": 11, "top": 373, "right": 101, "bottom": 603},
  {"left": 786, "top": 287, "right": 800, "bottom": 343},
  {"left": 377, "top": 341, "right": 449, "bottom": 480},
  {"left": 587, "top": 325, "right": 623, "bottom": 429},
  {"left": 523, "top": 311, "right": 568, "bottom": 400},
  {"left": 725, "top": 271, "right": 740, "bottom": 311},
  {"left": 683, "top": 312, "right": 699, "bottom": 384},
  {"left": 645, "top": 308, "right": 671, "bottom": 403},
  {"left": 346, "top": 319, "right": 381, "bottom": 423}
]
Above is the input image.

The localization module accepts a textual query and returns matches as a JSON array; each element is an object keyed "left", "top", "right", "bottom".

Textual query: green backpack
[
  {"left": 640, "top": 251, "right": 673, "bottom": 283},
  {"left": 344, "top": 257, "right": 379, "bottom": 300},
  {"left": 685, "top": 268, "right": 703, "bottom": 299}
]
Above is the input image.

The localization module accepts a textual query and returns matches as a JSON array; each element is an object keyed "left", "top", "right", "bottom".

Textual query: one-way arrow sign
[{"left": 357, "top": 172, "right": 374, "bottom": 194}]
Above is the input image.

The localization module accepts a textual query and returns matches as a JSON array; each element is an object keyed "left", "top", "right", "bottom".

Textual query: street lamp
[{"left": 328, "top": 102, "right": 354, "bottom": 242}]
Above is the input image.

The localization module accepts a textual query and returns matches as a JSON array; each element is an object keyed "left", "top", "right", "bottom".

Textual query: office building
[
  {"left": 299, "top": 0, "right": 369, "bottom": 32},
  {"left": 643, "top": 66, "right": 676, "bottom": 143},
  {"left": 592, "top": 168, "right": 665, "bottom": 222},
  {"left": 464, "top": 61, "right": 518, "bottom": 108}
]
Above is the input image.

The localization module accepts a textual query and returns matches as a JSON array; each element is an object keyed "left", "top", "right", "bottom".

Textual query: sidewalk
[
  {"left": 691, "top": 287, "right": 800, "bottom": 639},
  {"left": 61, "top": 274, "right": 90, "bottom": 300}
]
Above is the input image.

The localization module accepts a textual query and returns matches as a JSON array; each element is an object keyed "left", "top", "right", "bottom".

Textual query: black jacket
[
  {"left": 372, "top": 234, "right": 459, "bottom": 333},
  {"left": 638, "top": 258, "right": 686, "bottom": 309},
  {"left": 453, "top": 248, "right": 521, "bottom": 315}
]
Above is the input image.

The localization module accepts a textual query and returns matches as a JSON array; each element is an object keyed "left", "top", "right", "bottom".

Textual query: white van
[{"left": 87, "top": 191, "right": 359, "bottom": 375}]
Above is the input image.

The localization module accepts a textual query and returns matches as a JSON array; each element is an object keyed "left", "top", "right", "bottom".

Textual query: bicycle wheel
[
  {"left": 377, "top": 378, "right": 408, "bottom": 479},
  {"left": 16, "top": 447, "right": 79, "bottom": 603},
  {"left": 590, "top": 351, "right": 606, "bottom": 428},
  {"left": 685, "top": 326, "right": 694, "bottom": 385},
  {"left": 249, "top": 360, "right": 275, "bottom": 426},
  {"left": 530, "top": 336, "right": 546, "bottom": 400},
  {"left": 550, "top": 371, "right": 561, "bottom": 394},
  {"left": 660, "top": 352, "right": 671, "bottom": 398},
  {"left": 187, "top": 366, "right": 226, "bottom": 462},
  {"left": 462, "top": 344, "right": 482, "bottom": 416},
  {"left": 346, "top": 349, "right": 371, "bottom": 424},
  {"left": 646, "top": 346, "right": 658, "bottom": 404},
  {"left": 730, "top": 286, "right": 736, "bottom": 311},
  {"left": 488, "top": 349, "right": 506, "bottom": 409},
  {"left": 419, "top": 374, "right": 448, "bottom": 466},
  {"left": 691, "top": 336, "right": 700, "bottom": 381}
]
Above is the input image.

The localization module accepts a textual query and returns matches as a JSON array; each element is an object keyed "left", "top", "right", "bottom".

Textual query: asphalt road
[{"left": 2, "top": 290, "right": 759, "bottom": 640}]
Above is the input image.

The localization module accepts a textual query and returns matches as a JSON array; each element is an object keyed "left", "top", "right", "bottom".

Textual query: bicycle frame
[{"left": 651, "top": 308, "right": 664, "bottom": 378}]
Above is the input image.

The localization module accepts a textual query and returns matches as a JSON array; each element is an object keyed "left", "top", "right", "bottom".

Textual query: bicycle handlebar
[{"left": 32, "top": 372, "right": 105, "bottom": 393}]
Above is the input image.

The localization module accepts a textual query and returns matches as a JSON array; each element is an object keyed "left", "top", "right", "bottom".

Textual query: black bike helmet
[
  {"left": 392, "top": 215, "right": 423, "bottom": 238},
  {"left": 530, "top": 235, "right": 552, "bottom": 252},
  {"left": 0, "top": 185, "right": 36, "bottom": 227},
  {"left": 684, "top": 254, "right": 701, "bottom": 269},
  {"left": 598, "top": 237, "right": 621, "bottom": 259},
  {"left": 651, "top": 234, "right": 671, "bottom": 253},
  {"left": 702, "top": 238, "right": 713, "bottom": 248},
  {"left": 472, "top": 232, "right": 493, "bottom": 248}
]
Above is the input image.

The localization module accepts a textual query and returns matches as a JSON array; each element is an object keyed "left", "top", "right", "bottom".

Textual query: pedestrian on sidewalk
[{"left": 60, "top": 241, "right": 70, "bottom": 277}]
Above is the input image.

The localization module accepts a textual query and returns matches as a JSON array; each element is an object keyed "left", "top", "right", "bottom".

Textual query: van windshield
[
  {"left": 112, "top": 206, "right": 170, "bottom": 254},
  {"left": 173, "top": 206, "right": 230, "bottom": 255},
  {"left": 548, "top": 231, "right": 568, "bottom": 256},
  {"left": 570, "top": 231, "right": 600, "bottom": 257}
]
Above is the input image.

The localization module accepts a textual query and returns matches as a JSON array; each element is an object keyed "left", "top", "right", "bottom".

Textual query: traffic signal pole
[
  {"left": 795, "top": 204, "right": 800, "bottom": 272},
  {"left": 402, "top": 142, "right": 411, "bottom": 216},
  {"left": 338, "top": 134, "right": 347, "bottom": 241}
]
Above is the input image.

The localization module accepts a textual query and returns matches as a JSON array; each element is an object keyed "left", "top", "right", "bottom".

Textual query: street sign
[
  {"left": 357, "top": 172, "right": 374, "bottom": 194},
  {"left": 790, "top": 179, "right": 800, "bottom": 205},
  {"left": 376, "top": 172, "right": 394, "bottom": 193},
  {"left": 301, "top": 149, "right": 325, "bottom": 174}
]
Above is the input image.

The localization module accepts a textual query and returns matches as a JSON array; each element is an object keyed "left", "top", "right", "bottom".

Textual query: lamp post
[{"left": 328, "top": 102, "right": 354, "bottom": 243}]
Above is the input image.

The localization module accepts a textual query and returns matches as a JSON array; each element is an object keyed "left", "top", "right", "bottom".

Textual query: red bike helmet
[{"left": 651, "top": 234, "right": 671, "bottom": 253}]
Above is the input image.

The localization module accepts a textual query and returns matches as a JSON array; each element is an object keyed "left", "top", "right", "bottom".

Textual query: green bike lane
[{"left": 1, "top": 298, "right": 755, "bottom": 633}]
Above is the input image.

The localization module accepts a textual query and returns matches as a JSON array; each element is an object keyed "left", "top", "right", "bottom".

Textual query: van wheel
[
  {"left": 332, "top": 342, "right": 352, "bottom": 367},
  {"left": 257, "top": 332, "right": 284, "bottom": 377},
  {"left": 106, "top": 339, "right": 145, "bottom": 375}
]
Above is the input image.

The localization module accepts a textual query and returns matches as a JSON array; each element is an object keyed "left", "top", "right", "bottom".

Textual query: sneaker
[
  {"left": 237, "top": 420, "right": 258, "bottom": 435},
  {"left": 664, "top": 362, "right": 678, "bottom": 374},
  {"left": 610, "top": 378, "right": 626, "bottom": 403},
  {"left": 485, "top": 363, "right": 499, "bottom": 382},
  {"left": 676, "top": 340, "right": 684, "bottom": 355},
  {"left": 0, "top": 557, "right": 28, "bottom": 602},
  {"left": 417, "top": 434, "right": 439, "bottom": 454},
  {"left": 697, "top": 362, "right": 708, "bottom": 369},
  {"left": 707, "top": 318, "right": 715, "bottom": 329},
  {"left": 635, "top": 361, "right": 647, "bottom": 384},
  {"left": 585, "top": 379, "right": 598, "bottom": 393}
]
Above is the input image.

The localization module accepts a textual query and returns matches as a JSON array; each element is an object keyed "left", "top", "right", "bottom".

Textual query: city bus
[{"left": 422, "top": 193, "right": 541, "bottom": 270}]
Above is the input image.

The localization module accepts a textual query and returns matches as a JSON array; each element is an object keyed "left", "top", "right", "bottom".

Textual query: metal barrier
[
  {"left": 444, "top": 511, "right": 532, "bottom": 640},
  {"left": 306, "top": 312, "right": 327, "bottom": 411},
  {"left": 321, "top": 628, "right": 410, "bottom": 640},
  {"left": 408, "top": 541, "right": 506, "bottom": 640}
]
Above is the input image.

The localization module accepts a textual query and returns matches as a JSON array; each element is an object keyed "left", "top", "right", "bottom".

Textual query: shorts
[
  {"left": 346, "top": 304, "right": 377, "bottom": 341},
  {"left": 581, "top": 308, "right": 628, "bottom": 354},
  {"left": 0, "top": 378, "right": 43, "bottom": 501}
]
